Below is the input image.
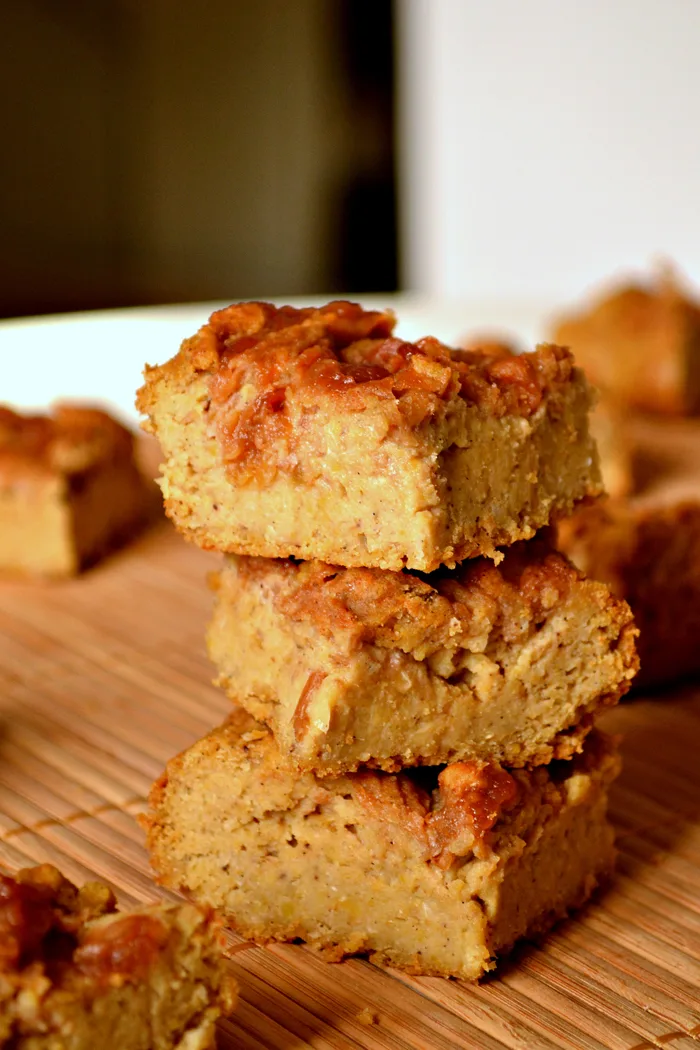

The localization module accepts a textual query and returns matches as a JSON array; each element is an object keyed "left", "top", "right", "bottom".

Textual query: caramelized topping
[
  {"left": 276, "top": 561, "right": 452, "bottom": 653},
  {"left": 0, "top": 873, "right": 55, "bottom": 970},
  {"left": 352, "top": 774, "right": 431, "bottom": 843},
  {"left": 0, "top": 864, "right": 174, "bottom": 989},
  {"left": 74, "top": 914, "right": 170, "bottom": 984},
  {"left": 0, "top": 405, "right": 133, "bottom": 480},
  {"left": 352, "top": 760, "right": 517, "bottom": 868},
  {"left": 166, "top": 301, "right": 574, "bottom": 484},
  {"left": 240, "top": 538, "right": 574, "bottom": 656},
  {"left": 426, "top": 762, "right": 518, "bottom": 868}
]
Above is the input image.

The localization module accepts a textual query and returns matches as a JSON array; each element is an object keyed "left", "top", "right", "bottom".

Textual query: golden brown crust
[
  {"left": 0, "top": 404, "right": 134, "bottom": 482},
  {"left": 137, "top": 300, "right": 578, "bottom": 484}
]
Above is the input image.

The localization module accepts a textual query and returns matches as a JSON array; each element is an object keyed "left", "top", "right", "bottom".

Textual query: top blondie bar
[{"left": 137, "top": 301, "right": 602, "bottom": 571}]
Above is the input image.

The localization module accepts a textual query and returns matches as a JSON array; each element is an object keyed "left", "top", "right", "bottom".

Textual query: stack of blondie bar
[{"left": 137, "top": 301, "right": 638, "bottom": 979}]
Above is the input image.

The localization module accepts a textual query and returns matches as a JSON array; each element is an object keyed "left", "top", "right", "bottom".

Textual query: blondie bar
[
  {"left": 208, "top": 539, "right": 638, "bottom": 773},
  {"left": 137, "top": 301, "right": 602, "bottom": 571},
  {"left": 558, "top": 416, "right": 700, "bottom": 688},
  {"left": 0, "top": 405, "right": 151, "bottom": 577},
  {"left": 146, "top": 710, "right": 620, "bottom": 980},
  {"left": 552, "top": 266, "right": 700, "bottom": 416},
  {"left": 560, "top": 498, "right": 700, "bottom": 688},
  {"left": 0, "top": 864, "right": 236, "bottom": 1049}
]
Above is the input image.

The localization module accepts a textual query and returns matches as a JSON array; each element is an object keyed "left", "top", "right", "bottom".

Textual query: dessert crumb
[{"left": 357, "top": 1007, "right": 379, "bottom": 1025}]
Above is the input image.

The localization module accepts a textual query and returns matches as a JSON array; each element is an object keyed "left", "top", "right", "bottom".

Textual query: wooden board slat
[{"left": 1, "top": 521, "right": 699, "bottom": 1050}]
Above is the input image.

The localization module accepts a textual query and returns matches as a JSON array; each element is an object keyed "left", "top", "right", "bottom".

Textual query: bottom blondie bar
[
  {"left": 146, "top": 710, "right": 619, "bottom": 980},
  {"left": 0, "top": 864, "right": 236, "bottom": 1049}
]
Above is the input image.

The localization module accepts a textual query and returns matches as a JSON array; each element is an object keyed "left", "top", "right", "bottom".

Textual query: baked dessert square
[
  {"left": 146, "top": 710, "right": 620, "bottom": 981},
  {"left": 0, "top": 404, "right": 152, "bottom": 577},
  {"left": 558, "top": 416, "right": 700, "bottom": 688},
  {"left": 207, "top": 538, "right": 638, "bottom": 773},
  {"left": 552, "top": 266, "right": 700, "bottom": 416},
  {"left": 0, "top": 864, "right": 236, "bottom": 1049},
  {"left": 137, "top": 301, "right": 603, "bottom": 571}
]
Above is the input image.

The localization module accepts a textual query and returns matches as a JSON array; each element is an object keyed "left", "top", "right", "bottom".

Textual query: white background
[{"left": 398, "top": 0, "right": 700, "bottom": 302}]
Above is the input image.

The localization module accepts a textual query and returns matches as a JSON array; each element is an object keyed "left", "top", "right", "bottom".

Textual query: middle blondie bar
[{"left": 208, "top": 538, "right": 638, "bottom": 774}]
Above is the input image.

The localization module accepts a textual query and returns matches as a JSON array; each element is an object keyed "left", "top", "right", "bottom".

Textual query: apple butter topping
[
  {"left": 168, "top": 300, "right": 574, "bottom": 484},
  {"left": 0, "top": 405, "right": 133, "bottom": 480},
  {"left": 0, "top": 873, "right": 56, "bottom": 970},
  {"left": 353, "top": 760, "right": 517, "bottom": 867},
  {"left": 235, "top": 538, "right": 574, "bottom": 656},
  {"left": 74, "top": 913, "right": 170, "bottom": 984},
  {"left": 426, "top": 761, "right": 518, "bottom": 868}
]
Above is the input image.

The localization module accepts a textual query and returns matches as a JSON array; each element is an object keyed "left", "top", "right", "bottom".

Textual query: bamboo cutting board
[{"left": 1, "top": 520, "right": 699, "bottom": 1050}]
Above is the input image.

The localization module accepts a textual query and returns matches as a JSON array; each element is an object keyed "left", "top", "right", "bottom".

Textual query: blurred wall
[
  {"left": 0, "top": 1, "right": 395, "bottom": 318},
  {"left": 398, "top": 0, "right": 700, "bottom": 302}
]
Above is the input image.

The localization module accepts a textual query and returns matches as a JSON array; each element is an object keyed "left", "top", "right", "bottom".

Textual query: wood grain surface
[{"left": 0, "top": 520, "right": 699, "bottom": 1050}]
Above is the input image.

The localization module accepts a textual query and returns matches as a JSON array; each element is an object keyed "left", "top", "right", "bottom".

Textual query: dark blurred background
[
  {"left": 0, "top": 0, "right": 397, "bottom": 318},
  {"left": 6, "top": 3, "right": 699, "bottom": 321}
]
